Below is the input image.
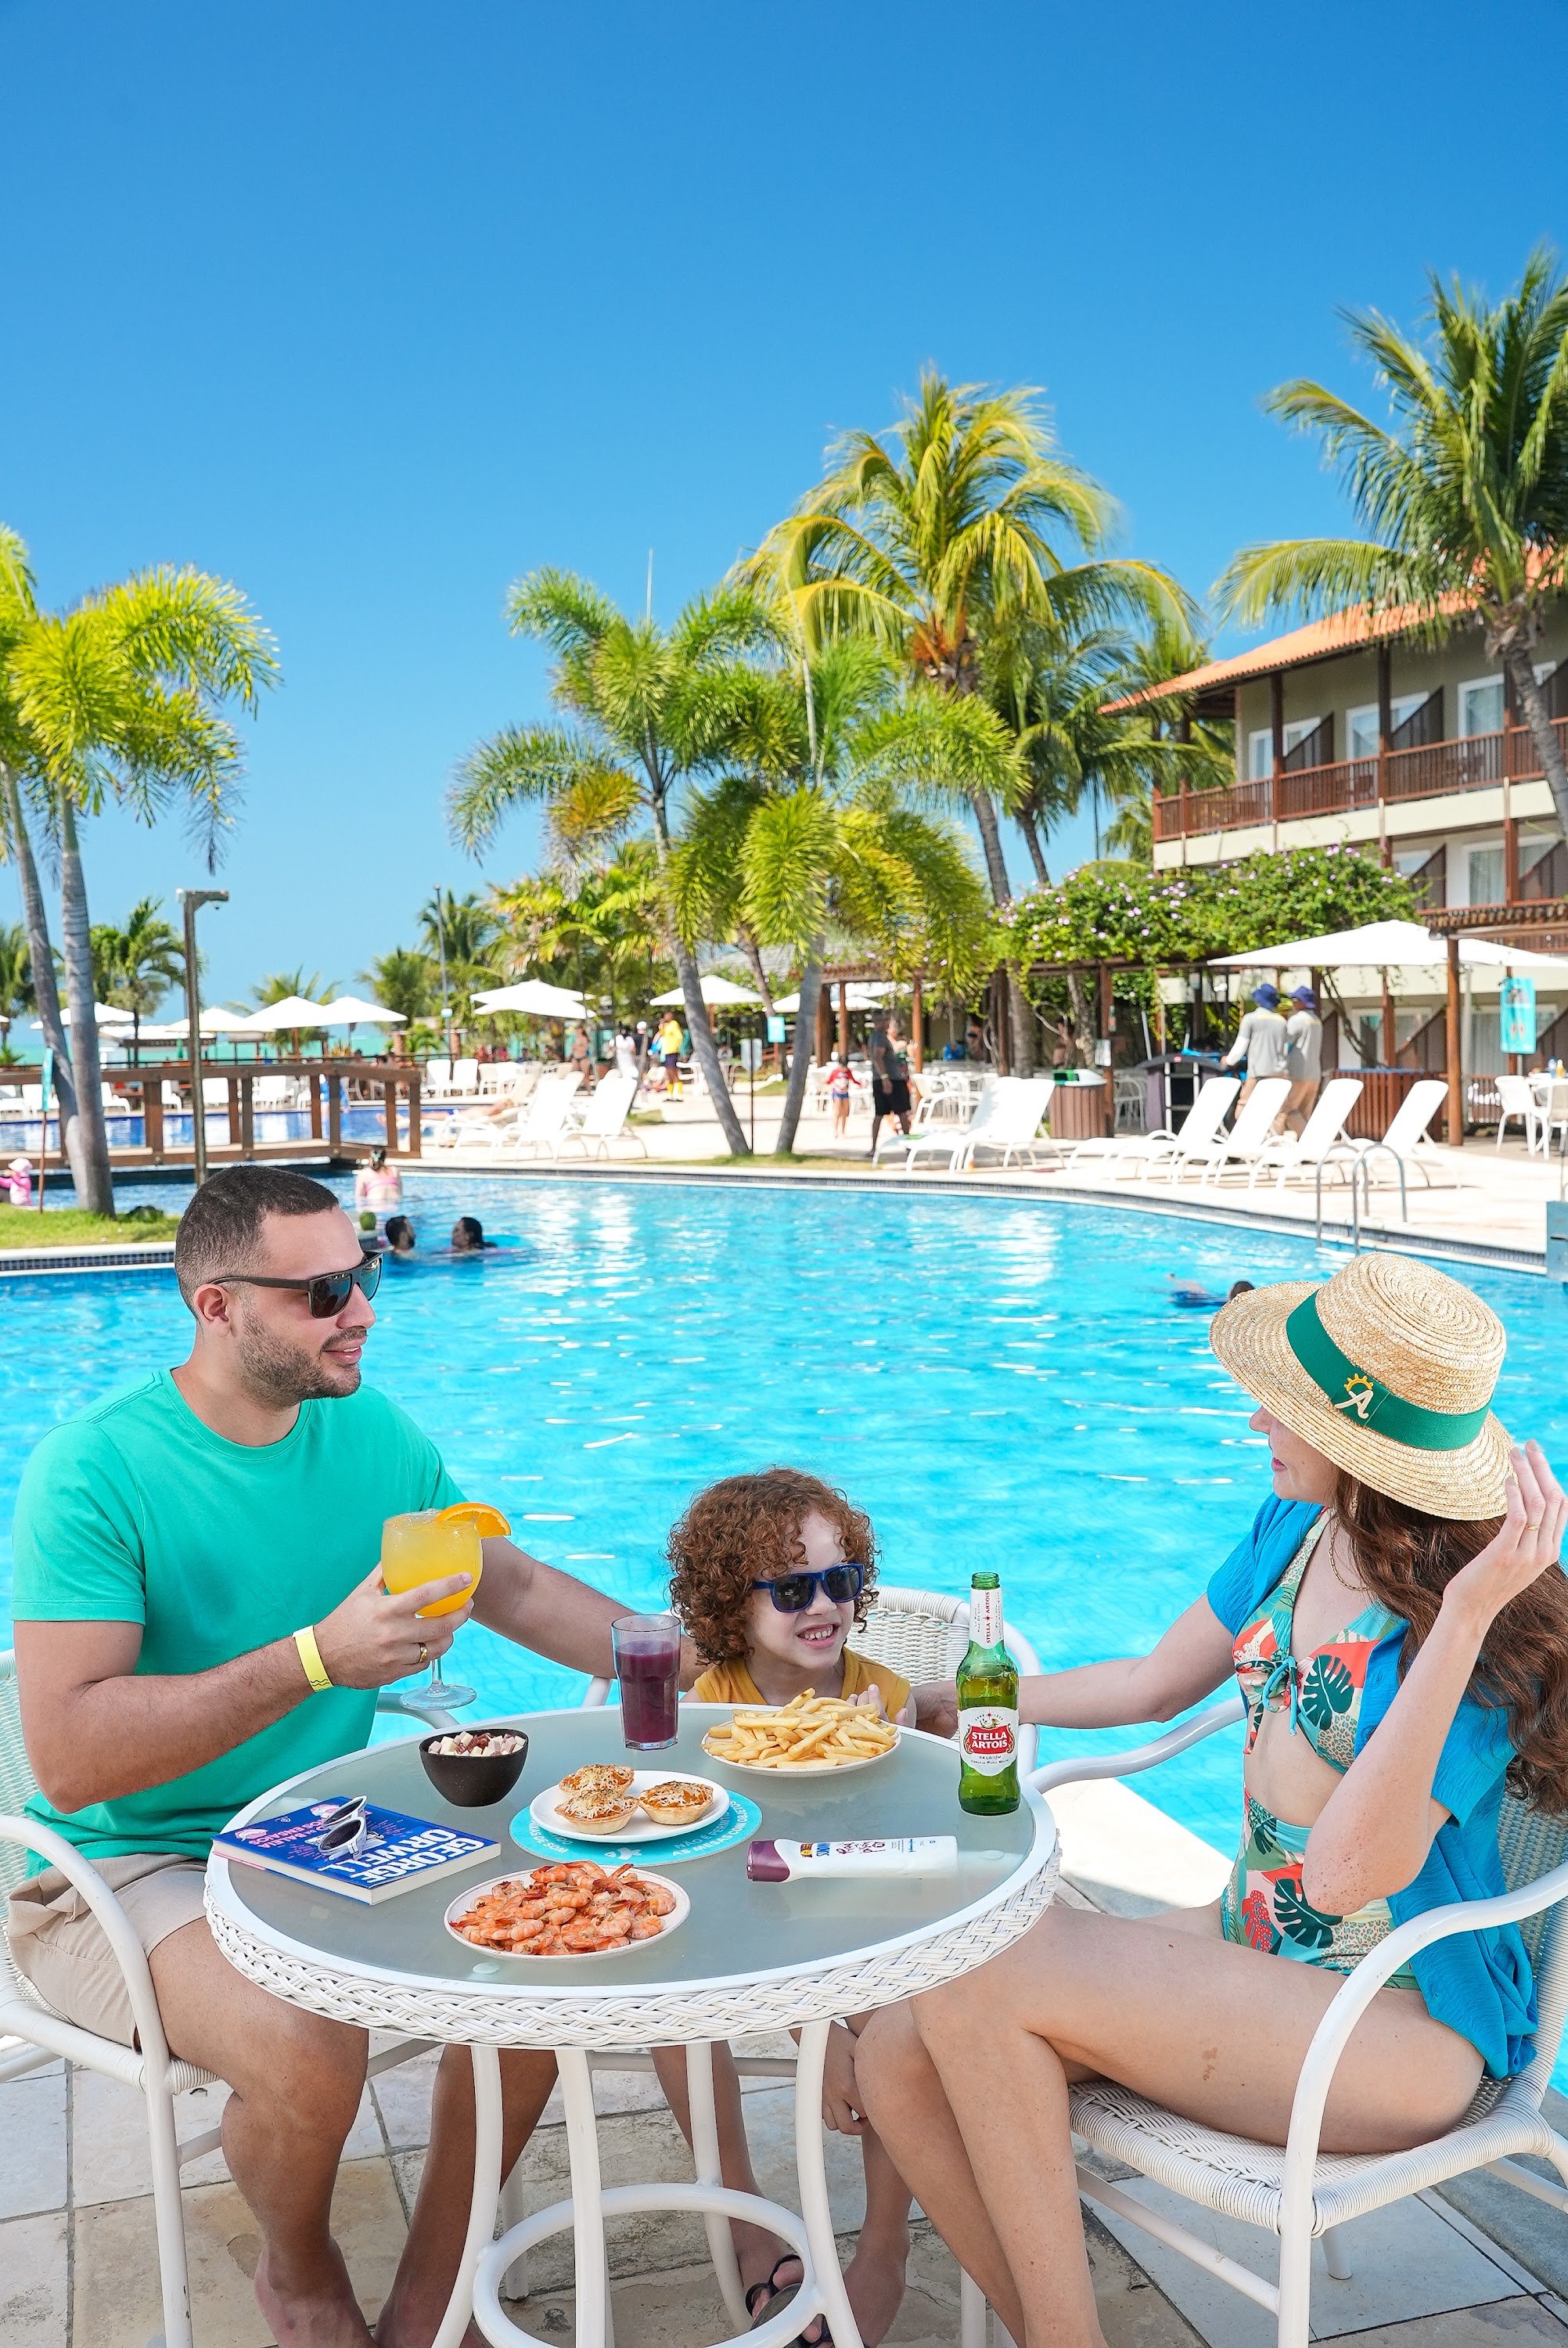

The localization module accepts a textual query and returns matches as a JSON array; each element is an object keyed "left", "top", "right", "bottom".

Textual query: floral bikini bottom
[{"left": 1220, "top": 1517, "right": 1419, "bottom": 1991}]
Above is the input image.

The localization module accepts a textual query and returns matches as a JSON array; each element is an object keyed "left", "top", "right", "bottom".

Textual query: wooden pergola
[{"left": 1426, "top": 898, "right": 1568, "bottom": 1143}]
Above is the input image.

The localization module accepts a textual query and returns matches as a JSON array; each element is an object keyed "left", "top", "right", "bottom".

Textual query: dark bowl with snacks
[{"left": 419, "top": 1726, "right": 530, "bottom": 1809}]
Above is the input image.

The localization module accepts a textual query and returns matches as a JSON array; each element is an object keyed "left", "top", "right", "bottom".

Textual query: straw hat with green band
[{"left": 1210, "top": 1253, "right": 1512, "bottom": 1521}]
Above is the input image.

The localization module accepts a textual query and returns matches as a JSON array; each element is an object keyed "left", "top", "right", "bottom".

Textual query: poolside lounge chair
[
  {"left": 894, "top": 1078, "right": 1005, "bottom": 1170},
  {"left": 956, "top": 1076, "right": 1060, "bottom": 1171},
  {"left": 1066, "top": 1074, "right": 1239, "bottom": 1181},
  {"left": 494, "top": 1068, "right": 586, "bottom": 1158},
  {"left": 952, "top": 1697, "right": 1568, "bottom": 2348},
  {"left": 1236, "top": 1075, "right": 1365, "bottom": 1193},
  {"left": 1355, "top": 1076, "right": 1457, "bottom": 1190},
  {"left": 876, "top": 1076, "right": 998, "bottom": 1165},
  {"left": 553, "top": 1070, "right": 646, "bottom": 1160},
  {"left": 1154, "top": 1076, "right": 1293, "bottom": 1186},
  {"left": 0, "top": 1651, "right": 448, "bottom": 2348}
]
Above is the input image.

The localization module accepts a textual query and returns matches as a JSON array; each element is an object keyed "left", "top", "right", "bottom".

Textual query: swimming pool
[{"left": 5, "top": 1173, "right": 1566, "bottom": 1867}]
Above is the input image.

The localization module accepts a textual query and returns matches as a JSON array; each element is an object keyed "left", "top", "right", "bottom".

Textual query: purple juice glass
[{"left": 612, "top": 1613, "right": 682, "bottom": 1750}]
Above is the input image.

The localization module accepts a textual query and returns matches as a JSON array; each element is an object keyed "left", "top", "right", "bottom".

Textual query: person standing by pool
[
  {"left": 353, "top": 1143, "right": 401, "bottom": 1222},
  {"left": 613, "top": 1025, "right": 640, "bottom": 1086},
  {"left": 5, "top": 1166, "right": 634, "bottom": 2348},
  {"left": 870, "top": 1014, "right": 914, "bottom": 1157},
  {"left": 568, "top": 1021, "right": 595, "bottom": 1091},
  {"left": 825, "top": 1050, "right": 862, "bottom": 1138},
  {"left": 856, "top": 1254, "right": 1566, "bottom": 2348},
  {"left": 1221, "top": 981, "right": 1290, "bottom": 1120},
  {"left": 656, "top": 1010, "right": 684, "bottom": 1097},
  {"left": 1284, "top": 983, "right": 1324, "bottom": 1135}
]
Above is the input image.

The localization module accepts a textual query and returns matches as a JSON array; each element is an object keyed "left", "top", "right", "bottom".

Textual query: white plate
[
  {"left": 444, "top": 1867, "right": 690, "bottom": 1958},
  {"left": 700, "top": 1727, "right": 900, "bottom": 1779},
  {"left": 529, "top": 1771, "right": 729, "bottom": 1844}
]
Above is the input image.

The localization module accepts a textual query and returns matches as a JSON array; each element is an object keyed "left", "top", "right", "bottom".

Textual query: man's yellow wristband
[{"left": 293, "top": 1626, "right": 333, "bottom": 1694}]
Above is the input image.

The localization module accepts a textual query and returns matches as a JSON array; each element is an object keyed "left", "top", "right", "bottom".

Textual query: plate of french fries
[{"left": 700, "top": 1693, "right": 900, "bottom": 1774}]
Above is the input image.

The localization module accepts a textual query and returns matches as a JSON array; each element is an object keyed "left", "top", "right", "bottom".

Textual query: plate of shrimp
[{"left": 444, "top": 1861, "right": 689, "bottom": 1957}]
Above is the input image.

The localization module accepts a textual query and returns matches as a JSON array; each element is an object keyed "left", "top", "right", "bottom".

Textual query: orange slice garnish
[{"left": 438, "top": 1502, "right": 512, "bottom": 1539}]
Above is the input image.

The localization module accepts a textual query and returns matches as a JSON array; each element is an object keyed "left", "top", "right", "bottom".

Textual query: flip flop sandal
[{"left": 745, "top": 2256, "right": 833, "bottom": 2348}]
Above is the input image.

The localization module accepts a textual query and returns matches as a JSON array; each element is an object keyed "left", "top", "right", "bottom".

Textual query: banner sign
[
  {"left": 766, "top": 1015, "right": 787, "bottom": 1043},
  {"left": 1500, "top": 975, "right": 1537, "bottom": 1057}
]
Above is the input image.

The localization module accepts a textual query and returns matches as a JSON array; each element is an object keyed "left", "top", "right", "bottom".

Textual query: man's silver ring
[{"left": 417, "top": 1642, "right": 429, "bottom": 1666}]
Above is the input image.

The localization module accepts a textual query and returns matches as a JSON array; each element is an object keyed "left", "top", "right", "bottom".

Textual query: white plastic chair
[
  {"left": 897, "top": 1079, "right": 1009, "bottom": 1172},
  {"left": 955, "top": 1696, "right": 1568, "bottom": 2348},
  {"left": 955, "top": 1078, "right": 1060, "bottom": 1172},
  {"left": 1083, "top": 1076, "right": 1239, "bottom": 1181},
  {"left": 1356, "top": 1077, "right": 1457, "bottom": 1190},
  {"left": 1163, "top": 1076, "right": 1293, "bottom": 1187},
  {"left": 423, "top": 1057, "right": 454, "bottom": 1097},
  {"left": 0, "top": 1651, "right": 452, "bottom": 2348},
  {"left": 1240, "top": 1076, "right": 1365, "bottom": 1194},
  {"left": 1497, "top": 1074, "right": 1545, "bottom": 1153},
  {"left": 554, "top": 1071, "right": 646, "bottom": 1160}
]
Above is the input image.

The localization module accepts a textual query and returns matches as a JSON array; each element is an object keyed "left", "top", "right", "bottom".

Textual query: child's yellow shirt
[{"left": 689, "top": 1648, "right": 912, "bottom": 1716}]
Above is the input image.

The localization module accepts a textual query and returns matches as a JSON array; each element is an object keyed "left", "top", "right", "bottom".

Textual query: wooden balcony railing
[{"left": 1153, "top": 716, "right": 1568, "bottom": 844}]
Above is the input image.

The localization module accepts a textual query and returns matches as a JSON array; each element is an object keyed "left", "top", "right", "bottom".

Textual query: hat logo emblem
[{"left": 1336, "top": 1370, "right": 1376, "bottom": 1421}]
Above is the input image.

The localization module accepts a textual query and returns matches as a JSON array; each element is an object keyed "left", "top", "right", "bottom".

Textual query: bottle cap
[{"left": 746, "top": 1839, "right": 789, "bottom": 1883}]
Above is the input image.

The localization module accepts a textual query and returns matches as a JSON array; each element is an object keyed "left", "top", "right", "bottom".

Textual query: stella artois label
[
  {"left": 969, "top": 1585, "right": 1002, "bottom": 1644},
  {"left": 958, "top": 1705, "right": 1018, "bottom": 1775}
]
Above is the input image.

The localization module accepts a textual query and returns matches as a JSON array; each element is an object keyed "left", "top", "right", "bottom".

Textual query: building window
[
  {"left": 1458, "top": 676, "right": 1505, "bottom": 737},
  {"left": 1468, "top": 844, "right": 1505, "bottom": 906},
  {"left": 1247, "top": 718, "right": 1320, "bottom": 780},
  {"left": 1345, "top": 695, "right": 1426, "bottom": 758}
]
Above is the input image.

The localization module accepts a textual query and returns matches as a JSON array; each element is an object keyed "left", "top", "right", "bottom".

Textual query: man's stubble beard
[{"left": 232, "top": 1308, "right": 363, "bottom": 1408}]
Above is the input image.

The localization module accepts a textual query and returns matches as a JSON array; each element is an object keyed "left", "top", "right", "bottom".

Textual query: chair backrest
[
  {"left": 1379, "top": 1076, "right": 1449, "bottom": 1154},
  {"left": 1225, "top": 1075, "right": 1293, "bottom": 1147},
  {"left": 426, "top": 1057, "right": 452, "bottom": 1090},
  {"left": 452, "top": 1058, "right": 479, "bottom": 1091},
  {"left": 984, "top": 1077, "right": 1054, "bottom": 1143},
  {"left": 584, "top": 1071, "right": 636, "bottom": 1136},
  {"left": 1174, "top": 1076, "right": 1239, "bottom": 1146},
  {"left": 955, "top": 1076, "right": 1003, "bottom": 1136},
  {"left": 1293, "top": 1075, "right": 1364, "bottom": 1156},
  {"left": 0, "top": 1653, "right": 38, "bottom": 1899},
  {"left": 1499, "top": 1795, "right": 1568, "bottom": 2088},
  {"left": 523, "top": 1071, "right": 584, "bottom": 1137},
  {"left": 1497, "top": 1075, "right": 1537, "bottom": 1114}
]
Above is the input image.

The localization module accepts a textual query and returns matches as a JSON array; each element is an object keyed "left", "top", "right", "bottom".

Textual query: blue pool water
[{"left": 5, "top": 1174, "right": 1566, "bottom": 1879}]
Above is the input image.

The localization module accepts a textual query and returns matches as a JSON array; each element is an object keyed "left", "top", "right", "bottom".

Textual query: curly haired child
[{"left": 664, "top": 1468, "right": 915, "bottom": 2345}]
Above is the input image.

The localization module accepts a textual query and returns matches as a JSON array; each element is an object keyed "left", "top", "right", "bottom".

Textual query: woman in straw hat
[{"left": 858, "top": 1254, "right": 1568, "bottom": 2348}]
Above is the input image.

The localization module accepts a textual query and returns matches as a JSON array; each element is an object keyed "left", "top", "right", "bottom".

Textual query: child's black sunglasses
[
  {"left": 751, "top": 1564, "right": 866, "bottom": 1613},
  {"left": 215, "top": 1253, "right": 383, "bottom": 1319}
]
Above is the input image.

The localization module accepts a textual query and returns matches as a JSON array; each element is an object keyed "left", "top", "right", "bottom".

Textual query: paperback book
[{"left": 214, "top": 1801, "right": 499, "bottom": 1904}]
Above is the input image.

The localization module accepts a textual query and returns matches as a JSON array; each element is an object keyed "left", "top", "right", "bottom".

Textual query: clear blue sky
[{"left": 5, "top": 0, "right": 1568, "bottom": 1010}]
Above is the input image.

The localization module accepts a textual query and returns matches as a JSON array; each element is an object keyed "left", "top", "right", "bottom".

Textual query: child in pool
[{"left": 667, "top": 1468, "right": 915, "bottom": 2345}]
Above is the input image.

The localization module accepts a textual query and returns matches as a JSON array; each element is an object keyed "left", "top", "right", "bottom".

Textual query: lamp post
[{"left": 178, "top": 888, "right": 228, "bottom": 1189}]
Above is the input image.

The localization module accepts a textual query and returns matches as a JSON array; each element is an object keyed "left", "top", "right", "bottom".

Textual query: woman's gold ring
[
  {"left": 1527, "top": 1520, "right": 1542, "bottom": 1532},
  {"left": 417, "top": 1642, "right": 429, "bottom": 1666}
]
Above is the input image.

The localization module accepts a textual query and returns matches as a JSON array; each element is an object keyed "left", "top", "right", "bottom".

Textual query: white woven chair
[
  {"left": 955, "top": 1694, "right": 1568, "bottom": 2348},
  {"left": 0, "top": 1651, "right": 454, "bottom": 2348}
]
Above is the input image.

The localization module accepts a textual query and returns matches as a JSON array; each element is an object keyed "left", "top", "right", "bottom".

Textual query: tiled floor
[{"left": 3, "top": 2033, "right": 1566, "bottom": 2348}]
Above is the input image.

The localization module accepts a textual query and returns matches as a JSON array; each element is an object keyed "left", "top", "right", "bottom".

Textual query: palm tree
[
  {"left": 450, "top": 571, "right": 775, "bottom": 1154},
  {"left": 0, "top": 525, "right": 277, "bottom": 1210},
  {"left": 0, "top": 920, "right": 34, "bottom": 1060},
  {"left": 671, "top": 636, "right": 998, "bottom": 1151},
  {"left": 740, "top": 372, "right": 1190, "bottom": 1070},
  {"left": 1216, "top": 248, "right": 1568, "bottom": 837},
  {"left": 419, "top": 889, "right": 502, "bottom": 1039},
  {"left": 362, "top": 946, "right": 437, "bottom": 1026},
  {"left": 491, "top": 842, "right": 672, "bottom": 1026},
  {"left": 91, "top": 896, "right": 185, "bottom": 1056}
]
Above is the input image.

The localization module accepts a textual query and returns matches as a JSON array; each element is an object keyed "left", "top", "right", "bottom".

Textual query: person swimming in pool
[
  {"left": 383, "top": 1215, "right": 416, "bottom": 1255},
  {"left": 1169, "top": 1276, "right": 1254, "bottom": 1311},
  {"left": 450, "top": 1215, "right": 492, "bottom": 1252}
]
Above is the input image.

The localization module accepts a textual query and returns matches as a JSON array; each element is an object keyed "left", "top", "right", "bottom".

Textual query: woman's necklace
[{"left": 1323, "top": 1518, "right": 1367, "bottom": 1600}]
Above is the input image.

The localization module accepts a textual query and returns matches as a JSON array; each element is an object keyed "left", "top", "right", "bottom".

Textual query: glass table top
[{"left": 212, "top": 1705, "right": 1048, "bottom": 1997}]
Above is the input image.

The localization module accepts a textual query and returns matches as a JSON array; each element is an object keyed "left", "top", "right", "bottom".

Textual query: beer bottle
[{"left": 956, "top": 1572, "right": 1020, "bottom": 1814}]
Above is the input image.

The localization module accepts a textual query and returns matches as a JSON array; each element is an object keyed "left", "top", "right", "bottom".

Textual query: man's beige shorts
[{"left": 6, "top": 1853, "right": 207, "bottom": 2047}]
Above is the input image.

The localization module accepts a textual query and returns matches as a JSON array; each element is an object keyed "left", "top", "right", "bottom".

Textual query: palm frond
[{"left": 448, "top": 725, "right": 631, "bottom": 855}]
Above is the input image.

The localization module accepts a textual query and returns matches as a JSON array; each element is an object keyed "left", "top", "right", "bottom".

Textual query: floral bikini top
[{"left": 1232, "top": 1514, "right": 1403, "bottom": 1774}]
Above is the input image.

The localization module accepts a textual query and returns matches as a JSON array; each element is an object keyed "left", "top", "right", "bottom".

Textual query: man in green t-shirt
[{"left": 6, "top": 1167, "right": 628, "bottom": 2348}]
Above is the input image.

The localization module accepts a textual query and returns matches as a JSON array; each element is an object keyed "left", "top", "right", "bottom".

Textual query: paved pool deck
[{"left": 5, "top": 1789, "right": 1566, "bottom": 2348}]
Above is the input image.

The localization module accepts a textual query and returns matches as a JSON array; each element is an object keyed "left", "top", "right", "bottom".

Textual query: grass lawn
[{"left": 0, "top": 1204, "right": 181, "bottom": 1249}]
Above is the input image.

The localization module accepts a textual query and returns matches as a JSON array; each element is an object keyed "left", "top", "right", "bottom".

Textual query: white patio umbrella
[
  {"left": 239, "top": 995, "right": 335, "bottom": 1031},
  {"left": 318, "top": 994, "right": 408, "bottom": 1026},
  {"left": 1209, "top": 920, "right": 1568, "bottom": 975},
  {"left": 773, "top": 983, "right": 889, "bottom": 1013},
  {"left": 37, "top": 1002, "right": 135, "bottom": 1028},
  {"left": 649, "top": 974, "right": 760, "bottom": 1007},
  {"left": 472, "top": 978, "right": 589, "bottom": 1019}
]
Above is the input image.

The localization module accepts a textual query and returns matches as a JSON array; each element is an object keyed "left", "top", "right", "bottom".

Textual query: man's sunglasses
[
  {"left": 751, "top": 1564, "right": 866, "bottom": 1613},
  {"left": 216, "top": 1254, "right": 383, "bottom": 1319}
]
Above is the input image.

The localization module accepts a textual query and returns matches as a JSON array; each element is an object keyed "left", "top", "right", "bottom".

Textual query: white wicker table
[{"left": 206, "top": 1705, "right": 1057, "bottom": 2348}]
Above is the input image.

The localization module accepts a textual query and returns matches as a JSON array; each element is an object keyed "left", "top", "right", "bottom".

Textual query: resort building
[{"left": 1128, "top": 601, "right": 1568, "bottom": 1075}]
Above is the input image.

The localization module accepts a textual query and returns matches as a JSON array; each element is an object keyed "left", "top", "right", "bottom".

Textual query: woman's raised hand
[{"left": 1444, "top": 1441, "right": 1566, "bottom": 1628}]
